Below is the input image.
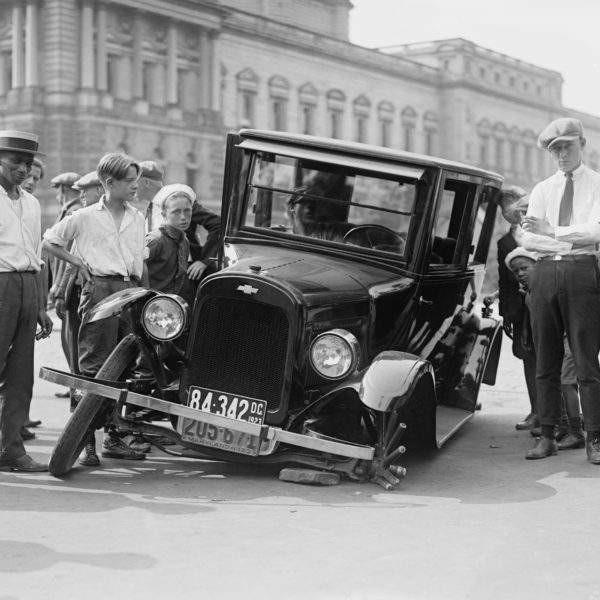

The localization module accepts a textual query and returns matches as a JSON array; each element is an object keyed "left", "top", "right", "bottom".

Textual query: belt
[
  {"left": 537, "top": 254, "right": 597, "bottom": 263},
  {"left": 92, "top": 274, "right": 139, "bottom": 282}
]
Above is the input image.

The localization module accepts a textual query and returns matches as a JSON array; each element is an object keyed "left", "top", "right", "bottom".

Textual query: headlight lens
[
  {"left": 142, "top": 294, "right": 189, "bottom": 341},
  {"left": 309, "top": 329, "right": 359, "bottom": 380}
]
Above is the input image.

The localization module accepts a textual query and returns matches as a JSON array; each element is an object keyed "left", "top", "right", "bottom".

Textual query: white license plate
[{"left": 179, "top": 386, "right": 268, "bottom": 456}]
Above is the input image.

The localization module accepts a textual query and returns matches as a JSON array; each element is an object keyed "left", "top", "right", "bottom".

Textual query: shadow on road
[{"left": 0, "top": 540, "right": 156, "bottom": 573}]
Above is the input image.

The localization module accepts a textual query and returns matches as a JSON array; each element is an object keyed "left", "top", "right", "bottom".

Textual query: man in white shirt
[
  {"left": 43, "top": 152, "right": 149, "bottom": 465},
  {"left": 521, "top": 117, "right": 600, "bottom": 464},
  {"left": 0, "top": 130, "right": 53, "bottom": 472}
]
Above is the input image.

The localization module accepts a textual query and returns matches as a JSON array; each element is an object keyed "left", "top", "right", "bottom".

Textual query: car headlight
[
  {"left": 309, "top": 329, "right": 360, "bottom": 380},
  {"left": 142, "top": 294, "right": 189, "bottom": 341}
]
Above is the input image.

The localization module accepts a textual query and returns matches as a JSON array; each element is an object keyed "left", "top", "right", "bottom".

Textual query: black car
[{"left": 41, "top": 129, "right": 504, "bottom": 489}]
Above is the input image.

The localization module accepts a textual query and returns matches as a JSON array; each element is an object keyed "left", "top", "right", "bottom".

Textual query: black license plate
[{"left": 179, "top": 386, "right": 267, "bottom": 455}]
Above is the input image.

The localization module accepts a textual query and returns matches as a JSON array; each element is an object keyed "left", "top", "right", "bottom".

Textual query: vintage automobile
[{"left": 41, "top": 129, "right": 504, "bottom": 489}]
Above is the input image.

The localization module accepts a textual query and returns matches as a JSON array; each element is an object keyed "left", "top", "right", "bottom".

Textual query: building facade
[{"left": 1, "top": 0, "right": 599, "bottom": 228}]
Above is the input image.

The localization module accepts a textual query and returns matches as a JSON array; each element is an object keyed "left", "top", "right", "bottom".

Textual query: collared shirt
[
  {"left": 43, "top": 196, "right": 147, "bottom": 279},
  {"left": 521, "top": 163, "right": 600, "bottom": 256},
  {"left": 146, "top": 225, "right": 190, "bottom": 294},
  {"left": 0, "top": 184, "right": 42, "bottom": 272}
]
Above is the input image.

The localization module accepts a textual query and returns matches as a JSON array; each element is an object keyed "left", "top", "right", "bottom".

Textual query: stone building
[{"left": 1, "top": 0, "right": 599, "bottom": 229}]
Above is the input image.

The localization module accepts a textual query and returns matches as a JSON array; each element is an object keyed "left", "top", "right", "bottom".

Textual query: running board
[{"left": 436, "top": 405, "right": 474, "bottom": 448}]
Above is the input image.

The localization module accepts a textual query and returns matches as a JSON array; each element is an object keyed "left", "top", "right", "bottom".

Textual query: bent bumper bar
[{"left": 40, "top": 367, "right": 374, "bottom": 461}]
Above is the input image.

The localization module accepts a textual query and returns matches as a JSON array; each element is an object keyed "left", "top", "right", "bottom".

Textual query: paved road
[{"left": 1, "top": 314, "right": 599, "bottom": 600}]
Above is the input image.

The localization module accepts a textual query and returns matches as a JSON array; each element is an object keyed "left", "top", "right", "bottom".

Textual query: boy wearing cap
[
  {"left": 0, "top": 130, "right": 53, "bottom": 472},
  {"left": 43, "top": 152, "right": 149, "bottom": 464},
  {"left": 146, "top": 184, "right": 195, "bottom": 302},
  {"left": 521, "top": 117, "right": 600, "bottom": 463}
]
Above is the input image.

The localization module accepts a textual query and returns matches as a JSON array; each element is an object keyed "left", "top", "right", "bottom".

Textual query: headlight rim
[
  {"left": 141, "top": 293, "right": 189, "bottom": 341},
  {"left": 309, "top": 328, "right": 360, "bottom": 381}
]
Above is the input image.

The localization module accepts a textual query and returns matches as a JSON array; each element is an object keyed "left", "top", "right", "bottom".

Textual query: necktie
[{"left": 558, "top": 172, "right": 573, "bottom": 226}]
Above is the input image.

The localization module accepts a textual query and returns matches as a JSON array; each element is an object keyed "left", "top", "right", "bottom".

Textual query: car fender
[
  {"left": 85, "top": 287, "right": 159, "bottom": 324},
  {"left": 358, "top": 350, "right": 435, "bottom": 412}
]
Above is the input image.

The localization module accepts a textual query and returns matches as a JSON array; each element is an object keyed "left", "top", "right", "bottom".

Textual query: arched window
[
  {"left": 268, "top": 75, "right": 290, "bottom": 131},
  {"left": 326, "top": 89, "right": 346, "bottom": 139},
  {"left": 401, "top": 106, "right": 417, "bottom": 152},
  {"left": 377, "top": 101, "right": 394, "bottom": 147},
  {"left": 236, "top": 68, "right": 259, "bottom": 127},
  {"left": 353, "top": 95, "right": 371, "bottom": 143},
  {"left": 423, "top": 111, "right": 438, "bottom": 155},
  {"left": 298, "top": 82, "right": 318, "bottom": 135}
]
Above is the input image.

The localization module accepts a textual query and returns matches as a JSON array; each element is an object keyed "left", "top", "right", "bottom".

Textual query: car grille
[{"left": 187, "top": 295, "right": 289, "bottom": 415}]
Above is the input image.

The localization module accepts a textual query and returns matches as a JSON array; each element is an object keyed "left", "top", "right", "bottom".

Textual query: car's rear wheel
[{"left": 49, "top": 334, "right": 140, "bottom": 477}]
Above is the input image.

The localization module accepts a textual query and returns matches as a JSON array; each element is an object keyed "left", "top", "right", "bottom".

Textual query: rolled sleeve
[{"left": 43, "top": 214, "right": 79, "bottom": 247}]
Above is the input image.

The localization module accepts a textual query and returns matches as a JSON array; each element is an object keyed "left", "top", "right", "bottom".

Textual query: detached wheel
[{"left": 49, "top": 334, "right": 140, "bottom": 477}]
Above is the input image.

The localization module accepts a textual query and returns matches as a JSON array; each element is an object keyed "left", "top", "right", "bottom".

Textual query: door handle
[{"left": 418, "top": 296, "right": 433, "bottom": 306}]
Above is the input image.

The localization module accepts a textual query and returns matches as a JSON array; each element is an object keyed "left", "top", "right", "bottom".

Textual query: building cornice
[{"left": 222, "top": 10, "right": 442, "bottom": 87}]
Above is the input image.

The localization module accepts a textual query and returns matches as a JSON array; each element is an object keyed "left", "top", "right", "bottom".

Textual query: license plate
[{"left": 179, "top": 386, "right": 267, "bottom": 456}]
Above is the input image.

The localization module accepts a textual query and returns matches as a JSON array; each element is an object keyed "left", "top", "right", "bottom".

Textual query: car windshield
[{"left": 243, "top": 152, "right": 419, "bottom": 256}]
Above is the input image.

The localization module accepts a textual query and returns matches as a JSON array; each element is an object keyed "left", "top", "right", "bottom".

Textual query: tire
[{"left": 49, "top": 334, "right": 140, "bottom": 477}]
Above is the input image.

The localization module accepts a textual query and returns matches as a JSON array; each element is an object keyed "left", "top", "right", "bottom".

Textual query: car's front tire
[{"left": 49, "top": 334, "right": 140, "bottom": 477}]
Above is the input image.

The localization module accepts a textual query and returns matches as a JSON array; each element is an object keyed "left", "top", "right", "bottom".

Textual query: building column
[
  {"left": 24, "top": 0, "right": 39, "bottom": 87},
  {"left": 0, "top": 54, "right": 6, "bottom": 96},
  {"left": 166, "top": 20, "right": 178, "bottom": 105},
  {"left": 199, "top": 28, "right": 212, "bottom": 109},
  {"left": 96, "top": 2, "right": 108, "bottom": 92},
  {"left": 79, "top": 0, "right": 95, "bottom": 89},
  {"left": 132, "top": 14, "right": 143, "bottom": 99},
  {"left": 11, "top": 2, "right": 25, "bottom": 89}
]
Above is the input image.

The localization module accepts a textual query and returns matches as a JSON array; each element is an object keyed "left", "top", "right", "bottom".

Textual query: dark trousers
[
  {"left": 78, "top": 277, "right": 136, "bottom": 378},
  {"left": 529, "top": 257, "right": 600, "bottom": 431},
  {"left": 0, "top": 272, "right": 38, "bottom": 463},
  {"left": 522, "top": 355, "right": 538, "bottom": 415}
]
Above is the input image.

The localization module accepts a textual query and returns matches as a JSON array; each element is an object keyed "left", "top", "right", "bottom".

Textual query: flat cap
[
  {"left": 51, "top": 172, "right": 81, "bottom": 188},
  {"left": 139, "top": 160, "right": 164, "bottom": 181},
  {"left": 73, "top": 170, "right": 101, "bottom": 190},
  {"left": 505, "top": 247, "right": 538, "bottom": 270},
  {"left": 537, "top": 118, "right": 584, "bottom": 150},
  {"left": 0, "top": 130, "right": 44, "bottom": 155}
]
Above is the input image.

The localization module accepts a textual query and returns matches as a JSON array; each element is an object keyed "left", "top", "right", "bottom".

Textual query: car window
[{"left": 244, "top": 152, "right": 417, "bottom": 256}]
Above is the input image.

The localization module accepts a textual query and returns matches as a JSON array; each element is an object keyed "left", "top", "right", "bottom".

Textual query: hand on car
[{"left": 187, "top": 260, "right": 207, "bottom": 281}]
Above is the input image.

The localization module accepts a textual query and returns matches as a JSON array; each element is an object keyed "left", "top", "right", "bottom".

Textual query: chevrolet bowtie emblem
[{"left": 237, "top": 284, "right": 259, "bottom": 295}]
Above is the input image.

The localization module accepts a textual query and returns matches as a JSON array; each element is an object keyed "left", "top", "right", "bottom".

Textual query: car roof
[{"left": 239, "top": 129, "right": 504, "bottom": 184}]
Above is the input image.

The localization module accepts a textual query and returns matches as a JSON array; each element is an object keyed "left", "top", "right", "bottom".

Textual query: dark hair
[{"left": 97, "top": 152, "right": 140, "bottom": 183}]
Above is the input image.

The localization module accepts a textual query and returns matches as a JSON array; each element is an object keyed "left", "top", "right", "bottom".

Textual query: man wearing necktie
[{"left": 521, "top": 117, "right": 600, "bottom": 464}]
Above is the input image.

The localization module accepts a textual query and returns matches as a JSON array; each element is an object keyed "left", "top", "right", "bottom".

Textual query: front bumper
[{"left": 40, "top": 367, "right": 374, "bottom": 461}]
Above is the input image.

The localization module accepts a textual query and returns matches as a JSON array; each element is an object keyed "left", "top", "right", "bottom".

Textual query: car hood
[{"left": 221, "top": 243, "right": 414, "bottom": 306}]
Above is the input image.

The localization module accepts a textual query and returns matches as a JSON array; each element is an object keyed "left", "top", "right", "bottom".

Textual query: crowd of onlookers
[
  {"left": 487, "top": 117, "right": 600, "bottom": 465},
  {"left": 0, "top": 132, "right": 220, "bottom": 472},
  {"left": 3, "top": 115, "right": 600, "bottom": 473}
]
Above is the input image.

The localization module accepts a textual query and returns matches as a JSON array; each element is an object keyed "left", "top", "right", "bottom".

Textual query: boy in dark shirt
[{"left": 145, "top": 184, "right": 194, "bottom": 303}]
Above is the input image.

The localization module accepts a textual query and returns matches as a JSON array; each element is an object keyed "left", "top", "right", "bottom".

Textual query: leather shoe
[
  {"left": 586, "top": 438, "right": 600, "bottom": 464},
  {"left": 20, "top": 426, "right": 35, "bottom": 441},
  {"left": 25, "top": 418, "right": 42, "bottom": 428},
  {"left": 526, "top": 436, "right": 558, "bottom": 459},
  {"left": 557, "top": 432, "right": 585, "bottom": 450},
  {"left": 515, "top": 413, "right": 539, "bottom": 431},
  {"left": 0, "top": 454, "right": 48, "bottom": 472},
  {"left": 79, "top": 442, "right": 100, "bottom": 467}
]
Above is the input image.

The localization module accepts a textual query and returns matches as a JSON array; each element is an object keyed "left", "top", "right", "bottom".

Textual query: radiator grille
[{"left": 187, "top": 296, "right": 289, "bottom": 413}]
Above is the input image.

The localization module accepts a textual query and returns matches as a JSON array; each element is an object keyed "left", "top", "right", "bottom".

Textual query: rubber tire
[{"left": 48, "top": 334, "right": 140, "bottom": 477}]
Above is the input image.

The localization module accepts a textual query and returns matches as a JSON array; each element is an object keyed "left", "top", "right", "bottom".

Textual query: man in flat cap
[
  {"left": 0, "top": 130, "right": 53, "bottom": 472},
  {"left": 135, "top": 160, "right": 164, "bottom": 229},
  {"left": 521, "top": 117, "right": 600, "bottom": 464}
]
